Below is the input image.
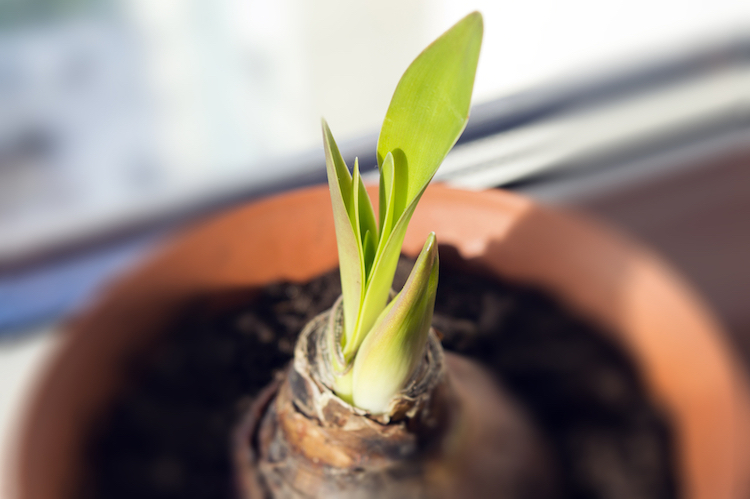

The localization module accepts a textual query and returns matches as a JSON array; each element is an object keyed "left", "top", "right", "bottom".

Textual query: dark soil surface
[{"left": 83, "top": 254, "right": 678, "bottom": 499}]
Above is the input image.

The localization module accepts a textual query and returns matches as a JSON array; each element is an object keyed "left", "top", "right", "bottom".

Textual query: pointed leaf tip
[{"left": 376, "top": 11, "right": 483, "bottom": 217}]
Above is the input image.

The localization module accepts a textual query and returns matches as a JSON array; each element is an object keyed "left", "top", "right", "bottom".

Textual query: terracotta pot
[{"left": 11, "top": 184, "right": 750, "bottom": 499}]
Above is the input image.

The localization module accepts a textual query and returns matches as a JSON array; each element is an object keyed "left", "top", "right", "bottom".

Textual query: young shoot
[
  {"left": 323, "top": 12, "right": 483, "bottom": 411},
  {"left": 352, "top": 233, "right": 439, "bottom": 413}
]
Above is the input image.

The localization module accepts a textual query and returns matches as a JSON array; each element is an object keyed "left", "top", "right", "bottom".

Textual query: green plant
[{"left": 323, "top": 11, "right": 483, "bottom": 412}]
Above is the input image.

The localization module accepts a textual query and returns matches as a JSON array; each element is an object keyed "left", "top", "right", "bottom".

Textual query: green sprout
[{"left": 323, "top": 12, "right": 483, "bottom": 412}]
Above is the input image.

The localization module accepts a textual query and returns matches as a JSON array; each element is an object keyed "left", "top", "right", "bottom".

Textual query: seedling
[
  {"left": 323, "top": 12, "right": 483, "bottom": 412},
  {"left": 247, "top": 14, "right": 553, "bottom": 497}
]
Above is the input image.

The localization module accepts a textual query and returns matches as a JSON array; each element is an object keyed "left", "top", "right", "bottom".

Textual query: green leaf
[
  {"left": 378, "top": 152, "right": 396, "bottom": 237},
  {"left": 322, "top": 120, "right": 361, "bottom": 341},
  {"left": 342, "top": 180, "right": 421, "bottom": 360},
  {"left": 348, "top": 158, "right": 379, "bottom": 349},
  {"left": 362, "top": 230, "right": 374, "bottom": 278},
  {"left": 352, "top": 158, "right": 378, "bottom": 280},
  {"left": 352, "top": 233, "right": 439, "bottom": 413},
  {"left": 377, "top": 11, "right": 483, "bottom": 223}
]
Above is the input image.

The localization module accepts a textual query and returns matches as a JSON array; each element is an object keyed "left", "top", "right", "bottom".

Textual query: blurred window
[{"left": 0, "top": 0, "right": 748, "bottom": 261}]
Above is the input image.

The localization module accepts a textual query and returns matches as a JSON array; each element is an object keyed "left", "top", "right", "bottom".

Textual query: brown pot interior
[{"left": 14, "top": 184, "right": 750, "bottom": 499}]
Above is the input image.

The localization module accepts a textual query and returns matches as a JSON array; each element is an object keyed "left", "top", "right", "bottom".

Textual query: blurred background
[{"left": 1, "top": 0, "right": 750, "bottom": 493}]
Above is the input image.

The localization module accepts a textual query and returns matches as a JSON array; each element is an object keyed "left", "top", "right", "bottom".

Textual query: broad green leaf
[
  {"left": 352, "top": 233, "right": 439, "bottom": 413},
  {"left": 377, "top": 11, "right": 482, "bottom": 222},
  {"left": 322, "top": 120, "right": 361, "bottom": 340}
]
